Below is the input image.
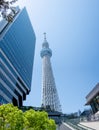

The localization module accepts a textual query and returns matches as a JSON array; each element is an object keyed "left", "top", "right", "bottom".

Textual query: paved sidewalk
[
  {"left": 80, "top": 121, "right": 99, "bottom": 130},
  {"left": 57, "top": 123, "right": 74, "bottom": 130}
]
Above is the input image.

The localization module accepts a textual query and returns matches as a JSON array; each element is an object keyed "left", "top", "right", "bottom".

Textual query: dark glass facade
[
  {"left": 0, "top": 8, "right": 36, "bottom": 106},
  {"left": 90, "top": 94, "right": 99, "bottom": 113}
]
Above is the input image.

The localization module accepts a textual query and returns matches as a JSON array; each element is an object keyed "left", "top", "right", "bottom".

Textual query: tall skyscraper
[
  {"left": 0, "top": 7, "right": 36, "bottom": 106},
  {"left": 40, "top": 33, "right": 61, "bottom": 112}
]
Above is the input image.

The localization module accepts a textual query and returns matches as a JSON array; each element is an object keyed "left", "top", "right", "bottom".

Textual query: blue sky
[{"left": 18, "top": 0, "right": 99, "bottom": 113}]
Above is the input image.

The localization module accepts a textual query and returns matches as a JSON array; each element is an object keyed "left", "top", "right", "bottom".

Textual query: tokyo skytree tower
[{"left": 40, "top": 33, "right": 61, "bottom": 112}]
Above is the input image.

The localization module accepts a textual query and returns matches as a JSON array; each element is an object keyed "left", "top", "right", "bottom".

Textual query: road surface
[{"left": 57, "top": 123, "right": 73, "bottom": 130}]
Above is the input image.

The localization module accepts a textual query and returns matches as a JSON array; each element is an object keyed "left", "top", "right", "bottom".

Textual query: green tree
[
  {"left": 0, "top": 104, "right": 56, "bottom": 130},
  {"left": 24, "top": 109, "right": 56, "bottom": 130},
  {"left": 0, "top": 103, "right": 24, "bottom": 130}
]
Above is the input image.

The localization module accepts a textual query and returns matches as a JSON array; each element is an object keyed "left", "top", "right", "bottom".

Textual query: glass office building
[{"left": 0, "top": 7, "right": 36, "bottom": 106}]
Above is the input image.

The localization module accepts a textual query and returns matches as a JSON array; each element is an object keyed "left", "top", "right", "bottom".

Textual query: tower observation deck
[{"left": 40, "top": 33, "right": 61, "bottom": 112}]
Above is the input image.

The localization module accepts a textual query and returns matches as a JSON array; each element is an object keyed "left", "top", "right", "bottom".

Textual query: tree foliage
[
  {"left": 0, "top": 104, "right": 56, "bottom": 130},
  {"left": 0, "top": 0, "right": 18, "bottom": 20}
]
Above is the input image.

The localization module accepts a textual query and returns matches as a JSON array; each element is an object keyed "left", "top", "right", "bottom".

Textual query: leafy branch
[{"left": 0, "top": 0, "right": 18, "bottom": 21}]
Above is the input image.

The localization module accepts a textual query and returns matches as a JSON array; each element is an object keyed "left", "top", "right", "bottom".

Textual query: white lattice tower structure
[{"left": 40, "top": 33, "right": 61, "bottom": 112}]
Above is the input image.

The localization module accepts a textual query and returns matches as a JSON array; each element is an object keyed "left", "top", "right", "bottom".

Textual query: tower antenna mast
[{"left": 40, "top": 33, "right": 62, "bottom": 112}]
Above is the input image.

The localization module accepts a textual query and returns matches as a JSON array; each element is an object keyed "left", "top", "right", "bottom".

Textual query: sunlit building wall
[{"left": 86, "top": 83, "right": 99, "bottom": 113}]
